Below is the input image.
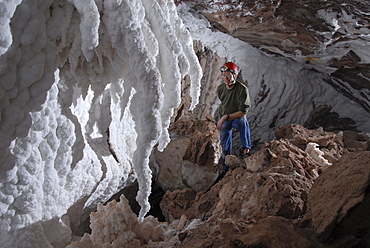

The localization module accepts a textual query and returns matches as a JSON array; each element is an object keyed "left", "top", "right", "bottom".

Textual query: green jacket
[{"left": 217, "top": 82, "right": 250, "bottom": 117}]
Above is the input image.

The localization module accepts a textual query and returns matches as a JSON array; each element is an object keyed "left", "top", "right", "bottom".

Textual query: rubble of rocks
[{"left": 68, "top": 122, "right": 370, "bottom": 248}]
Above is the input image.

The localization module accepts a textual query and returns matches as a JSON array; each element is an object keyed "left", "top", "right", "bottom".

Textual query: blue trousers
[{"left": 220, "top": 116, "right": 251, "bottom": 172}]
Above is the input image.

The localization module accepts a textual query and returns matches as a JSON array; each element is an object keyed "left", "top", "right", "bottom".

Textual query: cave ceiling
[{"left": 176, "top": 0, "right": 370, "bottom": 113}]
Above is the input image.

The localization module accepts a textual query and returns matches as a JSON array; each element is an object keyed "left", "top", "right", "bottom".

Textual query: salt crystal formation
[
  {"left": 67, "top": 195, "right": 168, "bottom": 248},
  {"left": 0, "top": 1, "right": 201, "bottom": 247},
  {"left": 305, "top": 142, "right": 332, "bottom": 167}
]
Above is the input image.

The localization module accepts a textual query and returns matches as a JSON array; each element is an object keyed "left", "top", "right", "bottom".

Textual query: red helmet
[{"left": 220, "top": 62, "right": 239, "bottom": 75}]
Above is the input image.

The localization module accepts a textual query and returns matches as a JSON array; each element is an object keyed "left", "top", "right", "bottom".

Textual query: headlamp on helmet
[{"left": 220, "top": 62, "right": 239, "bottom": 75}]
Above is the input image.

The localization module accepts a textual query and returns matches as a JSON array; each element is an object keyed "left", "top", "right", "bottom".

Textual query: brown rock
[
  {"left": 184, "top": 139, "right": 316, "bottom": 222},
  {"left": 154, "top": 119, "right": 221, "bottom": 192},
  {"left": 160, "top": 188, "right": 197, "bottom": 223},
  {"left": 275, "top": 124, "right": 348, "bottom": 163},
  {"left": 183, "top": 186, "right": 221, "bottom": 221},
  {"left": 275, "top": 124, "right": 337, "bottom": 147},
  {"left": 72, "top": 125, "right": 370, "bottom": 248},
  {"left": 364, "top": 140, "right": 370, "bottom": 151},
  {"left": 219, "top": 216, "right": 323, "bottom": 248},
  {"left": 244, "top": 147, "right": 278, "bottom": 172},
  {"left": 342, "top": 130, "right": 369, "bottom": 151},
  {"left": 305, "top": 151, "right": 370, "bottom": 246},
  {"left": 176, "top": 215, "right": 187, "bottom": 230},
  {"left": 173, "top": 119, "right": 221, "bottom": 164},
  {"left": 255, "top": 139, "right": 322, "bottom": 179},
  {"left": 224, "top": 154, "right": 244, "bottom": 169},
  {"left": 154, "top": 138, "right": 190, "bottom": 191}
]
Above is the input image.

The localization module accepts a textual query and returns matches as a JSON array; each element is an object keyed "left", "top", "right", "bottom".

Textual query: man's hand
[
  {"left": 217, "top": 115, "right": 228, "bottom": 130},
  {"left": 217, "top": 111, "right": 246, "bottom": 131}
]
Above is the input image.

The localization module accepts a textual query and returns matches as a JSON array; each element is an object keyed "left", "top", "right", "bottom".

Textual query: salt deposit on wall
[{"left": 0, "top": 0, "right": 201, "bottom": 247}]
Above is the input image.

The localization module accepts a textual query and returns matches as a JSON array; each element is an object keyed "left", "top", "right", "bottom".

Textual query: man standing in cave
[{"left": 217, "top": 62, "right": 251, "bottom": 174}]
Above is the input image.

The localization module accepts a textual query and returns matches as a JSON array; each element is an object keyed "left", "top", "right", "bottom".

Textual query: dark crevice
[
  {"left": 107, "top": 178, "right": 166, "bottom": 222},
  {"left": 106, "top": 128, "right": 120, "bottom": 163}
]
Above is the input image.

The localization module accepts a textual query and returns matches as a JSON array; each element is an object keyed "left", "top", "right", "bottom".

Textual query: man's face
[{"left": 222, "top": 71, "right": 237, "bottom": 86}]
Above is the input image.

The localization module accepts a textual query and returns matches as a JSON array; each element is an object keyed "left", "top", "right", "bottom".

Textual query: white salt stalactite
[
  {"left": 98, "top": 0, "right": 157, "bottom": 224},
  {"left": 102, "top": 0, "right": 201, "bottom": 221},
  {"left": 143, "top": 1, "right": 202, "bottom": 151},
  {"left": 66, "top": 0, "right": 100, "bottom": 62},
  {"left": 141, "top": 0, "right": 183, "bottom": 152},
  {"left": 168, "top": 0, "right": 202, "bottom": 112},
  {"left": 141, "top": 0, "right": 202, "bottom": 152},
  {"left": 0, "top": 0, "right": 22, "bottom": 56}
]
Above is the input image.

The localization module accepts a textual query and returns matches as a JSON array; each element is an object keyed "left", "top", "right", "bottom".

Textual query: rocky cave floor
[{"left": 68, "top": 121, "right": 370, "bottom": 248}]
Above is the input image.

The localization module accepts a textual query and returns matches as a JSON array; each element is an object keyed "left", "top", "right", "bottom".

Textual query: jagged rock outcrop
[
  {"left": 160, "top": 124, "right": 370, "bottom": 247},
  {"left": 66, "top": 195, "right": 171, "bottom": 248},
  {"left": 304, "top": 151, "right": 370, "bottom": 247},
  {"left": 68, "top": 124, "right": 370, "bottom": 247},
  {"left": 160, "top": 188, "right": 197, "bottom": 224},
  {"left": 153, "top": 119, "right": 221, "bottom": 192},
  {"left": 274, "top": 124, "right": 350, "bottom": 166},
  {"left": 181, "top": 138, "right": 318, "bottom": 222},
  {"left": 218, "top": 216, "right": 323, "bottom": 248}
]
